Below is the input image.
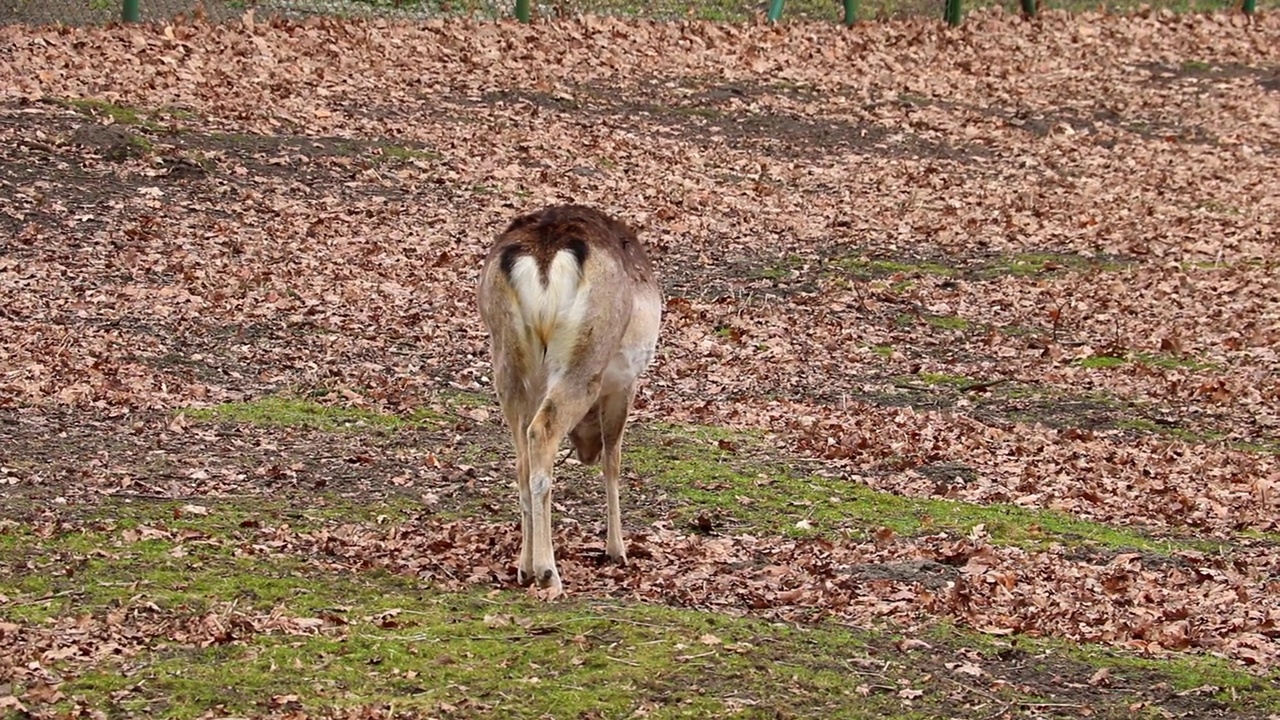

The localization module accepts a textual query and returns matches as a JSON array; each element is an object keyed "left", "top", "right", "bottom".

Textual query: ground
[{"left": 1, "top": 8, "right": 1279, "bottom": 720}]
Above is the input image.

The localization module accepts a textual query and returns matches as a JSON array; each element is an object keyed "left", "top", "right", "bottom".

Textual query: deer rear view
[{"left": 477, "top": 205, "right": 661, "bottom": 594}]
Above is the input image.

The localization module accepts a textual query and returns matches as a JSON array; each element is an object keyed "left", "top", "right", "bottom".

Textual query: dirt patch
[
  {"left": 0, "top": 113, "right": 143, "bottom": 236},
  {"left": 844, "top": 559, "right": 957, "bottom": 588},
  {"left": 477, "top": 85, "right": 991, "bottom": 163},
  {"left": 0, "top": 406, "right": 469, "bottom": 508},
  {"left": 0, "top": 99, "right": 444, "bottom": 236},
  {"left": 1140, "top": 61, "right": 1280, "bottom": 92}
]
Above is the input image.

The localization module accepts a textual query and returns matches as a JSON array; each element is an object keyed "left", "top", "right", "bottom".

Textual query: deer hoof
[
  {"left": 534, "top": 566, "right": 561, "bottom": 592},
  {"left": 517, "top": 566, "right": 535, "bottom": 587}
]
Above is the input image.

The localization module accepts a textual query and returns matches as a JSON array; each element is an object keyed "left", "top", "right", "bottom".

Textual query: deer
[{"left": 476, "top": 205, "right": 662, "bottom": 594}]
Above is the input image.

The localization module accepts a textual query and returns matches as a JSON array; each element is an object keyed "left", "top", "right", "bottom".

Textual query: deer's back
[{"left": 478, "top": 206, "right": 660, "bottom": 395}]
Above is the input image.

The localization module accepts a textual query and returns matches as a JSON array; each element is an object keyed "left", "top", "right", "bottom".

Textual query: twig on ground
[
  {"left": 958, "top": 378, "right": 1011, "bottom": 393},
  {"left": 14, "top": 589, "right": 79, "bottom": 606}
]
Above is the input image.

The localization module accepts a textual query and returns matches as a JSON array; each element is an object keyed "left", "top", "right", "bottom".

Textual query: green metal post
[
  {"left": 122, "top": 0, "right": 140, "bottom": 22},
  {"left": 1020, "top": 0, "right": 1036, "bottom": 16},
  {"left": 1242, "top": 0, "right": 1255, "bottom": 13},
  {"left": 843, "top": 0, "right": 857, "bottom": 25},
  {"left": 515, "top": 0, "right": 530, "bottom": 22},
  {"left": 766, "top": 0, "right": 784, "bottom": 22},
  {"left": 944, "top": 0, "right": 961, "bottom": 25}
]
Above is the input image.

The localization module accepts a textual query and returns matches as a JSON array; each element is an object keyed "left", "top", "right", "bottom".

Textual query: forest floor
[{"left": 1, "top": 9, "right": 1279, "bottom": 719}]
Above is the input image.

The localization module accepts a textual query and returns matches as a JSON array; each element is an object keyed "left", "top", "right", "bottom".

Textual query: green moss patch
[
  {"left": 824, "top": 250, "right": 1134, "bottom": 285},
  {"left": 627, "top": 425, "right": 1221, "bottom": 553},
  {"left": 63, "top": 97, "right": 149, "bottom": 126},
  {"left": 1077, "top": 352, "right": 1216, "bottom": 371},
  {"left": 830, "top": 256, "right": 957, "bottom": 280},
  {"left": 180, "top": 395, "right": 441, "bottom": 432},
  {"left": 2, "top": 503, "right": 1275, "bottom": 719},
  {"left": 973, "top": 252, "right": 1131, "bottom": 278}
]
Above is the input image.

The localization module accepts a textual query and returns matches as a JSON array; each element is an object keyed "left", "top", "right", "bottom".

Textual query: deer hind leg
[
  {"left": 597, "top": 388, "right": 636, "bottom": 565},
  {"left": 524, "top": 378, "right": 602, "bottom": 592},
  {"left": 510, "top": 422, "right": 535, "bottom": 585},
  {"left": 493, "top": 359, "right": 537, "bottom": 585}
]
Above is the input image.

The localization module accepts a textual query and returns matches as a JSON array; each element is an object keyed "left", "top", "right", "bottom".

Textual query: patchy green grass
[
  {"left": 373, "top": 142, "right": 439, "bottom": 163},
  {"left": 155, "top": 105, "right": 200, "bottom": 121},
  {"left": 1233, "top": 440, "right": 1280, "bottom": 455},
  {"left": 3, "top": 497, "right": 1276, "bottom": 719},
  {"left": 830, "top": 256, "right": 956, "bottom": 280},
  {"left": 974, "top": 252, "right": 1130, "bottom": 278},
  {"left": 438, "top": 387, "right": 493, "bottom": 408},
  {"left": 63, "top": 97, "right": 149, "bottom": 126},
  {"left": 925, "top": 622, "right": 1280, "bottom": 713},
  {"left": 748, "top": 254, "right": 804, "bottom": 281},
  {"left": 5, "top": 503, "right": 1276, "bottom": 720},
  {"left": 1195, "top": 199, "right": 1244, "bottom": 216},
  {"left": 180, "top": 395, "right": 443, "bottom": 431},
  {"left": 628, "top": 425, "right": 1222, "bottom": 553},
  {"left": 0, "top": 515, "right": 967, "bottom": 718},
  {"left": 861, "top": 309, "right": 976, "bottom": 332},
  {"left": 10, "top": 534, "right": 682, "bottom": 714},
  {"left": 1077, "top": 352, "right": 1215, "bottom": 371},
  {"left": 1078, "top": 354, "right": 1128, "bottom": 369},
  {"left": 829, "top": 251, "right": 1132, "bottom": 285},
  {"left": 923, "top": 314, "right": 970, "bottom": 331},
  {"left": 1115, "top": 419, "right": 1280, "bottom": 455},
  {"left": 916, "top": 372, "right": 973, "bottom": 386},
  {"left": 174, "top": 396, "right": 1255, "bottom": 552},
  {"left": 1060, "top": 639, "right": 1280, "bottom": 710},
  {"left": 893, "top": 372, "right": 976, "bottom": 389}
]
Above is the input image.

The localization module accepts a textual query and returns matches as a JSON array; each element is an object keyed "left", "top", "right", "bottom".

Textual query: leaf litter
[{"left": 1, "top": 7, "right": 1279, "bottom": 717}]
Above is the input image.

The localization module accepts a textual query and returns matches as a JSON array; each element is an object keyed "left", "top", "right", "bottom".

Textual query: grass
[
  {"left": 915, "top": 372, "right": 973, "bottom": 386},
  {"left": 180, "top": 395, "right": 437, "bottom": 432},
  {"left": 59, "top": 98, "right": 202, "bottom": 142},
  {"left": 827, "top": 251, "right": 1132, "bottom": 285},
  {"left": 173, "top": 395, "right": 1253, "bottom": 553},
  {"left": 830, "top": 256, "right": 957, "bottom": 281},
  {"left": 877, "top": 311, "right": 972, "bottom": 331},
  {"left": 63, "top": 98, "right": 154, "bottom": 127},
  {"left": 1077, "top": 352, "right": 1215, "bottom": 371},
  {"left": 1065, "top": 641, "right": 1280, "bottom": 710},
  {"left": 6, "top": 395, "right": 1279, "bottom": 718},
  {"left": 9, "top": 535, "right": 670, "bottom": 714},
  {"left": 375, "top": 143, "right": 437, "bottom": 162},
  {"left": 5, "top": 504, "right": 1277, "bottom": 719},
  {"left": 926, "top": 622, "right": 1280, "bottom": 712},
  {"left": 0, "top": 512, "right": 960, "bottom": 718},
  {"left": 1078, "top": 354, "right": 1128, "bottom": 369},
  {"left": 974, "top": 252, "right": 1131, "bottom": 279},
  {"left": 626, "top": 424, "right": 1225, "bottom": 553},
  {"left": 923, "top": 314, "right": 969, "bottom": 330},
  {"left": 1135, "top": 352, "right": 1217, "bottom": 371},
  {"left": 749, "top": 254, "right": 804, "bottom": 281},
  {"left": 16, "top": 0, "right": 1280, "bottom": 27},
  {"left": 1114, "top": 419, "right": 1280, "bottom": 454}
]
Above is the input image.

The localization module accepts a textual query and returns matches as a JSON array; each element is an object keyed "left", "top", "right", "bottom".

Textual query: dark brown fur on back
[{"left": 489, "top": 205, "right": 656, "bottom": 285}]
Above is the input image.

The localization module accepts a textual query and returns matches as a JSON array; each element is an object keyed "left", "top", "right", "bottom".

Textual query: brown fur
[
  {"left": 486, "top": 205, "right": 656, "bottom": 288},
  {"left": 476, "top": 204, "right": 663, "bottom": 593}
]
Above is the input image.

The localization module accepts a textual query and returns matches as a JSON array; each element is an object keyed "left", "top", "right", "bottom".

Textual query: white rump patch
[{"left": 506, "top": 250, "right": 589, "bottom": 367}]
